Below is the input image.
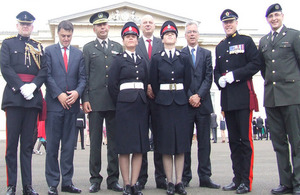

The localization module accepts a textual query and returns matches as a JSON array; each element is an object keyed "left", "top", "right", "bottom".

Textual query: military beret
[
  {"left": 16, "top": 11, "right": 35, "bottom": 24},
  {"left": 121, "top": 22, "right": 139, "bottom": 37},
  {"left": 160, "top": 20, "right": 178, "bottom": 39},
  {"left": 89, "top": 11, "right": 109, "bottom": 25},
  {"left": 220, "top": 9, "right": 238, "bottom": 21},
  {"left": 265, "top": 3, "right": 282, "bottom": 17}
]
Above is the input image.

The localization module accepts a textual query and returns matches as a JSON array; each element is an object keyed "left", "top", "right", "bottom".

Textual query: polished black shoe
[
  {"left": 89, "top": 183, "right": 100, "bottom": 193},
  {"left": 156, "top": 181, "right": 167, "bottom": 190},
  {"left": 166, "top": 182, "right": 175, "bottom": 195},
  {"left": 107, "top": 182, "right": 123, "bottom": 192},
  {"left": 131, "top": 184, "right": 143, "bottom": 195},
  {"left": 61, "top": 184, "right": 81, "bottom": 193},
  {"left": 236, "top": 183, "right": 249, "bottom": 194},
  {"left": 182, "top": 180, "right": 189, "bottom": 188},
  {"left": 222, "top": 182, "right": 238, "bottom": 191},
  {"left": 123, "top": 185, "right": 132, "bottom": 195},
  {"left": 6, "top": 185, "right": 16, "bottom": 195},
  {"left": 175, "top": 183, "right": 187, "bottom": 195},
  {"left": 200, "top": 178, "right": 221, "bottom": 189},
  {"left": 23, "top": 185, "right": 39, "bottom": 195},
  {"left": 136, "top": 181, "right": 145, "bottom": 190},
  {"left": 48, "top": 186, "right": 58, "bottom": 195},
  {"left": 271, "top": 185, "right": 293, "bottom": 194}
]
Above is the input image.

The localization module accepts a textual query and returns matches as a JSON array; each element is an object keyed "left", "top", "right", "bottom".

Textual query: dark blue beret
[{"left": 266, "top": 3, "right": 282, "bottom": 17}]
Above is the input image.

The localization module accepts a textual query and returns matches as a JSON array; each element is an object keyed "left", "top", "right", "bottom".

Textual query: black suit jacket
[{"left": 181, "top": 46, "right": 213, "bottom": 114}]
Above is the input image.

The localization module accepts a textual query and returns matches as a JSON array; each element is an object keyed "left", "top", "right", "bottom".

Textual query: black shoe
[
  {"left": 156, "top": 181, "right": 167, "bottom": 190},
  {"left": 123, "top": 185, "right": 132, "bottom": 195},
  {"left": 107, "top": 182, "right": 123, "bottom": 192},
  {"left": 48, "top": 187, "right": 58, "bottom": 195},
  {"left": 23, "top": 185, "right": 39, "bottom": 195},
  {"left": 166, "top": 182, "right": 175, "bottom": 195},
  {"left": 6, "top": 185, "right": 16, "bottom": 195},
  {"left": 200, "top": 178, "right": 220, "bottom": 189},
  {"left": 271, "top": 185, "right": 293, "bottom": 194},
  {"left": 61, "top": 184, "right": 81, "bottom": 193},
  {"left": 175, "top": 183, "right": 187, "bottom": 195},
  {"left": 136, "top": 181, "right": 145, "bottom": 190},
  {"left": 222, "top": 182, "right": 238, "bottom": 191},
  {"left": 236, "top": 183, "right": 249, "bottom": 194},
  {"left": 82, "top": 147, "right": 85, "bottom": 150},
  {"left": 89, "top": 183, "right": 100, "bottom": 193},
  {"left": 131, "top": 184, "right": 143, "bottom": 195},
  {"left": 182, "top": 180, "right": 189, "bottom": 188}
]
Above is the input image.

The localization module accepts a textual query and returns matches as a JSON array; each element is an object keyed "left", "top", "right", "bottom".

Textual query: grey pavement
[{"left": 0, "top": 138, "right": 281, "bottom": 195}]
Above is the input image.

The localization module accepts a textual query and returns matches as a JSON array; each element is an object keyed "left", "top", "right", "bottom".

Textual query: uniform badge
[
  {"left": 275, "top": 5, "right": 280, "bottom": 10},
  {"left": 226, "top": 12, "right": 229, "bottom": 16},
  {"left": 129, "top": 26, "right": 132, "bottom": 31},
  {"left": 111, "top": 50, "right": 119, "bottom": 54},
  {"left": 98, "top": 13, "right": 103, "bottom": 19},
  {"left": 167, "top": 25, "right": 171, "bottom": 29},
  {"left": 175, "top": 51, "right": 180, "bottom": 56},
  {"left": 229, "top": 44, "right": 245, "bottom": 54}
]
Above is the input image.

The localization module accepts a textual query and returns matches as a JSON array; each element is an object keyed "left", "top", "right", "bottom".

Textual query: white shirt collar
[{"left": 272, "top": 25, "right": 284, "bottom": 34}]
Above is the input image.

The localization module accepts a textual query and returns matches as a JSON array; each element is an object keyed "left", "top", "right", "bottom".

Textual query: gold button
[
  {"left": 272, "top": 49, "right": 275, "bottom": 52},
  {"left": 106, "top": 75, "right": 108, "bottom": 78},
  {"left": 171, "top": 78, "right": 174, "bottom": 81},
  {"left": 136, "top": 77, "right": 139, "bottom": 80},
  {"left": 136, "top": 71, "right": 139, "bottom": 73},
  {"left": 106, "top": 65, "right": 108, "bottom": 68},
  {"left": 171, "top": 71, "right": 174, "bottom": 74},
  {"left": 226, "top": 60, "right": 228, "bottom": 62},
  {"left": 272, "top": 71, "right": 275, "bottom": 73},
  {"left": 135, "top": 66, "right": 138, "bottom": 68},
  {"left": 273, "top": 82, "right": 276, "bottom": 85},
  {"left": 272, "top": 60, "right": 275, "bottom": 63}
]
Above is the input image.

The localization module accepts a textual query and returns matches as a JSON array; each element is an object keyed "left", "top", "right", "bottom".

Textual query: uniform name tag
[{"left": 229, "top": 44, "right": 244, "bottom": 54}]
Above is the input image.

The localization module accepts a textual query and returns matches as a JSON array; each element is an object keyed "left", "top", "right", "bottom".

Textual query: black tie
[
  {"left": 102, "top": 40, "right": 107, "bottom": 51},
  {"left": 169, "top": 50, "right": 172, "bottom": 61},
  {"left": 272, "top": 32, "right": 278, "bottom": 43},
  {"left": 131, "top": 53, "right": 135, "bottom": 63}
]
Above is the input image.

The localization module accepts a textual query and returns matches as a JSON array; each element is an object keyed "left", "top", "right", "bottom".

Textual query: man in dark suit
[
  {"left": 214, "top": 9, "right": 260, "bottom": 194},
  {"left": 82, "top": 12, "right": 123, "bottom": 193},
  {"left": 135, "top": 14, "right": 166, "bottom": 190},
  {"left": 45, "top": 20, "right": 86, "bottom": 195},
  {"left": 256, "top": 116, "right": 264, "bottom": 140},
  {"left": 259, "top": 4, "right": 300, "bottom": 195},
  {"left": 1, "top": 11, "right": 47, "bottom": 195},
  {"left": 181, "top": 21, "right": 220, "bottom": 190},
  {"left": 75, "top": 105, "right": 86, "bottom": 150}
]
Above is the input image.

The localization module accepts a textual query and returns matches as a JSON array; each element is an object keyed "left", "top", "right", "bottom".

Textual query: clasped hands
[
  {"left": 189, "top": 94, "right": 201, "bottom": 108},
  {"left": 58, "top": 90, "right": 79, "bottom": 109},
  {"left": 20, "top": 83, "right": 37, "bottom": 100},
  {"left": 218, "top": 71, "right": 234, "bottom": 88}
]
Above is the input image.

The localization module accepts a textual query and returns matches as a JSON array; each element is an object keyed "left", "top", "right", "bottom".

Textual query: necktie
[
  {"left": 146, "top": 39, "right": 152, "bottom": 59},
  {"left": 272, "top": 32, "right": 278, "bottom": 43},
  {"left": 169, "top": 50, "right": 172, "bottom": 61},
  {"left": 63, "top": 47, "right": 68, "bottom": 72},
  {"left": 102, "top": 40, "right": 107, "bottom": 51},
  {"left": 191, "top": 48, "right": 196, "bottom": 67},
  {"left": 131, "top": 53, "right": 136, "bottom": 63}
]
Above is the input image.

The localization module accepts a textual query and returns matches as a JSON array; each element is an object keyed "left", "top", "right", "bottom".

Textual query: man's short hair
[{"left": 57, "top": 20, "right": 74, "bottom": 33}]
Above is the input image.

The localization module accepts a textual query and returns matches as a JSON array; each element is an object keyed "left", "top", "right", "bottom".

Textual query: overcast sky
[{"left": 1, "top": 0, "right": 299, "bottom": 34}]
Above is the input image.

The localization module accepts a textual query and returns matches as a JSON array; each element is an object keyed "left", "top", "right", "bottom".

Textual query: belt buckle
[{"left": 169, "top": 83, "right": 176, "bottom": 90}]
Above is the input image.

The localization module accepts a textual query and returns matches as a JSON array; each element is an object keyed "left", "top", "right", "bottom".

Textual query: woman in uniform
[
  {"left": 108, "top": 21, "right": 149, "bottom": 195},
  {"left": 149, "top": 20, "right": 192, "bottom": 195}
]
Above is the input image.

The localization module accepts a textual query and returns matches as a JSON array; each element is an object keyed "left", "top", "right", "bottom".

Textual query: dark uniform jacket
[
  {"left": 259, "top": 25, "right": 300, "bottom": 107},
  {"left": 181, "top": 46, "right": 213, "bottom": 114},
  {"left": 150, "top": 50, "right": 192, "bottom": 106},
  {"left": 214, "top": 31, "right": 260, "bottom": 111},
  {"left": 82, "top": 39, "right": 123, "bottom": 111},
  {"left": 108, "top": 52, "right": 148, "bottom": 104},
  {"left": 1, "top": 34, "right": 47, "bottom": 110}
]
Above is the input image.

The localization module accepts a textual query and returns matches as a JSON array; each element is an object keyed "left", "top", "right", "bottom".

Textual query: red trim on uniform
[
  {"left": 248, "top": 110, "right": 254, "bottom": 191},
  {"left": 17, "top": 74, "right": 35, "bottom": 82},
  {"left": 162, "top": 25, "right": 176, "bottom": 34},
  {"left": 122, "top": 27, "right": 138, "bottom": 36},
  {"left": 5, "top": 110, "right": 9, "bottom": 186}
]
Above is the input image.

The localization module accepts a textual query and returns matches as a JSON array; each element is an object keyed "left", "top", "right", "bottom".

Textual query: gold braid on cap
[{"left": 25, "top": 43, "right": 42, "bottom": 69}]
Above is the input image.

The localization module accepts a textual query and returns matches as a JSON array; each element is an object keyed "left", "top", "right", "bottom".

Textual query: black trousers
[
  {"left": 45, "top": 110, "right": 77, "bottom": 187},
  {"left": 88, "top": 110, "right": 119, "bottom": 186},
  {"left": 183, "top": 107, "right": 212, "bottom": 183},
  {"left": 5, "top": 107, "right": 39, "bottom": 187},
  {"left": 75, "top": 127, "right": 84, "bottom": 149},
  {"left": 225, "top": 109, "right": 254, "bottom": 190}
]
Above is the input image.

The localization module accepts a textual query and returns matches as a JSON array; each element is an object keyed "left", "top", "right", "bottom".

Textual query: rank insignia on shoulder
[
  {"left": 161, "top": 51, "right": 165, "bottom": 56},
  {"left": 112, "top": 50, "right": 119, "bottom": 54},
  {"left": 175, "top": 51, "right": 180, "bottom": 56},
  {"left": 5, "top": 35, "right": 16, "bottom": 40},
  {"left": 123, "top": 53, "right": 127, "bottom": 58},
  {"left": 31, "top": 38, "right": 41, "bottom": 44},
  {"left": 229, "top": 44, "right": 245, "bottom": 54}
]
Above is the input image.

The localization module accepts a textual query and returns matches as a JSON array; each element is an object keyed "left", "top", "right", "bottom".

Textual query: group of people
[
  {"left": 1, "top": 3, "right": 300, "bottom": 195},
  {"left": 252, "top": 116, "right": 269, "bottom": 140}
]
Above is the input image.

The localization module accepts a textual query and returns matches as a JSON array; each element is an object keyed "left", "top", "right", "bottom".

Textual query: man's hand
[
  {"left": 189, "top": 94, "right": 201, "bottom": 108},
  {"left": 218, "top": 76, "right": 227, "bottom": 88},
  {"left": 58, "top": 92, "right": 70, "bottom": 109},
  {"left": 66, "top": 90, "right": 79, "bottom": 106},
  {"left": 83, "top": 101, "right": 92, "bottom": 113},
  {"left": 147, "top": 84, "right": 155, "bottom": 99},
  {"left": 225, "top": 71, "right": 234, "bottom": 84},
  {"left": 20, "top": 83, "right": 37, "bottom": 99}
]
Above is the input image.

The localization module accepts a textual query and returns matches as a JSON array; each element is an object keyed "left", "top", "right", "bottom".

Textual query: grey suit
[
  {"left": 82, "top": 38, "right": 123, "bottom": 186},
  {"left": 259, "top": 25, "right": 300, "bottom": 188},
  {"left": 45, "top": 43, "right": 86, "bottom": 187}
]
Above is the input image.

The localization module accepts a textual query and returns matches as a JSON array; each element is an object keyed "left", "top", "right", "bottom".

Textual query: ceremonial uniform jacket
[
  {"left": 259, "top": 25, "right": 300, "bottom": 107},
  {"left": 1, "top": 34, "right": 47, "bottom": 110},
  {"left": 214, "top": 31, "right": 260, "bottom": 111},
  {"left": 82, "top": 39, "right": 123, "bottom": 111}
]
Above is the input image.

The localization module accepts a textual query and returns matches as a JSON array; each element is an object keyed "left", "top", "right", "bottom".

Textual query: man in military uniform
[
  {"left": 259, "top": 4, "right": 300, "bottom": 195},
  {"left": 82, "top": 11, "right": 123, "bottom": 193},
  {"left": 214, "top": 9, "right": 260, "bottom": 194},
  {"left": 1, "top": 11, "right": 47, "bottom": 195}
]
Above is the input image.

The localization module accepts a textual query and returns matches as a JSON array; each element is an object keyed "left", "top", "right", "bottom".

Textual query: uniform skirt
[
  {"left": 154, "top": 102, "right": 190, "bottom": 155},
  {"left": 115, "top": 96, "right": 150, "bottom": 154}
]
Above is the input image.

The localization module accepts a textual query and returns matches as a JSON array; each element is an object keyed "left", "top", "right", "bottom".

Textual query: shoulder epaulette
[
  {"left": 5, "top": 35, "right": 16, "bottom": 40},
  {"left": 31, "top": 38, "right": 41, "bottom": 44},
  {"left": 239, "top": 33, "right": 251, "bottom": 37}
]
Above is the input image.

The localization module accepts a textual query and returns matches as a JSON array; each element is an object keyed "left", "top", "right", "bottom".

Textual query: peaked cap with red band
[
  {"left": 121, "top": 22, "right": 140, "bottom": 37},
  {"left": 160, "top": 20, "right": 178, "bottom": 39}
]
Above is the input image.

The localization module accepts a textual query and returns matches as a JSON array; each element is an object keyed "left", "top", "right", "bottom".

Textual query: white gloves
[
  {"left": 225, "top": 71, "right": 234, "bottom": 84},
  {"left": 20, "top": 83, "right": 37, "bottom": 100},
  {"left": 218, "top": 76, "right": 227, "bottom": 88}
]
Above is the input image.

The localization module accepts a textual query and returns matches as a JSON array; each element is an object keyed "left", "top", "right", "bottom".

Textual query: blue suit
[{"left": 45, "top": 43, "right": 86, "bottom": 187}]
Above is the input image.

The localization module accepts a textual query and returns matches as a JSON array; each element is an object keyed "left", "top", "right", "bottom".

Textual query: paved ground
[{"left": 0, "top": 138, "right": 283, "bottom": 195}]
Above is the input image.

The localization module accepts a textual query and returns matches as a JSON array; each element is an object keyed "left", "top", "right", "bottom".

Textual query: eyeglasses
[{"left": 186, "top": 30, "right": 198, "bottom": 34}]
